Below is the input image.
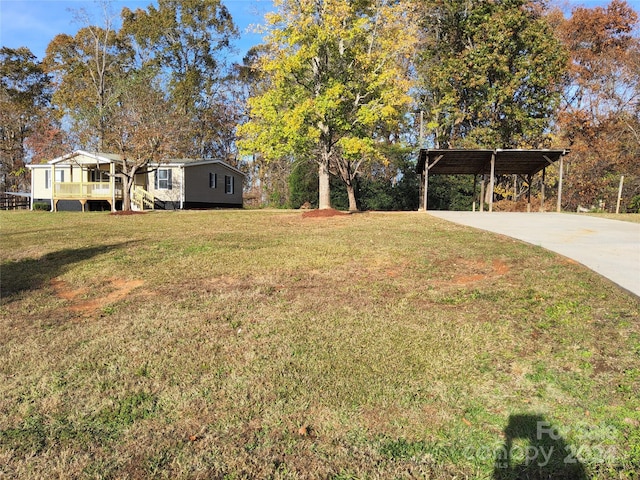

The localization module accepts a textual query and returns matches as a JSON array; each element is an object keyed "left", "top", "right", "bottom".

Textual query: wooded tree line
[{"left": 1, "top": 0, "right": 638, "bottom": 212}]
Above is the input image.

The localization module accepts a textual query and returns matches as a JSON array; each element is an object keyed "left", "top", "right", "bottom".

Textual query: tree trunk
[
  {"left": 118, "top": 161, "right": 141, "bottom": 211},
  {"left": 122, "top": 176, "right": 133, "bottom": 211},
  {"left": 346, "top": 182, "right": 358, "bottom": 212},
  {"left": 318, "top": 156, "right": 331, "bottom": 210}
]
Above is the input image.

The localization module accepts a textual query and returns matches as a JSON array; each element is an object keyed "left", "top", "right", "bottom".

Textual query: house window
[
  {"left": 46, "top": 169, "right": 63, "bottom": 188},
  {"left": 91, "top": 169, "right": 109, "bottom": 182},
  {"left": 155, "top": 169, "right": 172, "bottom": 190},
  {"left": 209, "top": 172, "right": 217, "bottom": 189},
  {"left": 224, "top": 175, "right": 234, "bottom": 194}
]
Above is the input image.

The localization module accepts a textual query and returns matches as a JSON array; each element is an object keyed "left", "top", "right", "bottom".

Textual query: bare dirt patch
[
  {"left": 435, "top": 258, "right": 511, "bottom": 287},
  {"left": 301, "top": 208, "right": 348, "bottom": 218},
  {"left": 51, "top": 277, "right": 144, "bottom": 316}
]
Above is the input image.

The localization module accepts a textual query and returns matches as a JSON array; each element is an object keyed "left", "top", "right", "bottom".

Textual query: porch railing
[
  {"left": 54, "top": 182, "right": 123, "bottom": 199},
  {"left": 131, "top": 186, "right": 155, "bottom": 210}
]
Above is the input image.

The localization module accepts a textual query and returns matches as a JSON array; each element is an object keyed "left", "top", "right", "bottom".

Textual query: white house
[{"left": 26, "top": 150, "right": 245, "bottom": 212}]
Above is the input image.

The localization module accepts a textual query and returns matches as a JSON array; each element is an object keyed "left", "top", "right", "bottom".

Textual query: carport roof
[{"left": 416, "top": 149, "right": 569, "bottom": 176}]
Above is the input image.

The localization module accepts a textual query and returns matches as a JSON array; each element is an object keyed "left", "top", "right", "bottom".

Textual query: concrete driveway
[{"left": 428, "top": 211, "right": 640, "bottom": 298}]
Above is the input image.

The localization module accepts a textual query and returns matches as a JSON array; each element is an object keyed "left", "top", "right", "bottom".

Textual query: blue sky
[
  {"left": 0, "top": 0, "right": 623, "bottom": 63},
  {"left": 0, "top": 0, "right": 273, "bottom": 62}
]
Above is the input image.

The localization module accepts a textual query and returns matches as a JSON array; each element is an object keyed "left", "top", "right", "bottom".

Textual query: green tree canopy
[
  {"left": 238, "top": 0, "right": 419, "bottom": 211},
  {"left": 418, "top": 0, "right": 567, "bottom": 149}
]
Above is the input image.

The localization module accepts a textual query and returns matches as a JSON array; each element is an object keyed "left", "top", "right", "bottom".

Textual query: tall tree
[
  {"left": 24, "top": 112, "right": 69, "bottom": 164},
  {"left": 44, "top": 6, "right": 132, "bottom": 150},
  {"left": 0, "top": 47, "right": 52, "bottom": 191},
  {"left": 104, "top": 70, "right": 188, "bottom": 211},
  {"left": 233, "top": 46, "right": 277, "bottom": 204},
  {"left": 121, "top": 0, "right": 239, "bottom": 159},
  {"left": 417, "top": 0, "right": 567, "bottom": 149},
  {"left": 557, "top": 0, "right": 640, "bottom": 210},
  {"left": 237, "top": 0, "right": 418, "bottom": 211}
]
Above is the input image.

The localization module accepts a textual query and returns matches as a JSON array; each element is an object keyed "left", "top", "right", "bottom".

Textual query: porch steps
[{"left": 132, "top": 186, "right": 155, "bottom": 211}]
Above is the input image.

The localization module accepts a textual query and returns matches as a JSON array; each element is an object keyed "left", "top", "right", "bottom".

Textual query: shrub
[{"left": 628, "top": 195, "right": 640, "bottom": 214}]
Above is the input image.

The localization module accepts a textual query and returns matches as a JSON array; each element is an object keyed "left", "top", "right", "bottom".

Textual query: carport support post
[
  {"left": 480, "top": 176, "right": 485, "bottom": 212},
  {"left": 540, "top": 167, "right": 546, "bottom": 212},
  {"left": 488, "top": 152, "right": 495, "bottom": 212},
  {"left": 527, "top": 174, "right": 532, "bottom": 212},
  {"left": 423, "top": 162, "right": 428, "bottom": 211},
  {"left": 472, "top": 175, "right": 477, "bottom": 212},
  {"left": 557, "top": 155, "right": 564, "bottom": 212}
]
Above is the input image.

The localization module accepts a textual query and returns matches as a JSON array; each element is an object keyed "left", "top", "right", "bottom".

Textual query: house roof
[
  {"left": 153, "top": 159, "right": 246, "bottom": 177},
  {"left": 49, "top": 150, "right": 122, "bottom": 165},
  {"left": 416, "top": 149, "right": 569, "bottom": 176},
  {"left": 27, "top": 151, "right": 245, "bottom": 176},
  {"left": 25, "top": 150, "right": 117, "bottom": 168}
]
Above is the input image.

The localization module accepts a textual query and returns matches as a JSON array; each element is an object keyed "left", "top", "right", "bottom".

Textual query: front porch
[
  {"left": 52, "top": 183, "right": 155, "bottom": 212},
  {"left": 53, "top": 182, "right": 124, "bottom": 212}
]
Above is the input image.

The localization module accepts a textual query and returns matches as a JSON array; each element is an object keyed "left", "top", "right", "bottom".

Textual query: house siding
[
  {"left": 184, "top": 163, "right": 243, "bottom": 207},
  {"left": 30, "top": 165, "right": 75, "bottom": 201},
  {"left": 145, "top": 162, "right": 243, "bottom": 209},
  {"left": 148, "top": 166, "right": 184, "bottom": 207},
  {"left": 30, "top": 167, "right": 50, "bottom": 201}
]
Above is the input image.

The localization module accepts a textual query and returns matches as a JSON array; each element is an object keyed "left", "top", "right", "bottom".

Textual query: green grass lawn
[{"left": 1, "top": 209, "right": 638, "bottom": 479}]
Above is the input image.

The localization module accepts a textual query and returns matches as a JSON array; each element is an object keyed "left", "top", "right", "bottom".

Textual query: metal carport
[{"left": 416, "top": 149, "right": 570, "bottom": 212}]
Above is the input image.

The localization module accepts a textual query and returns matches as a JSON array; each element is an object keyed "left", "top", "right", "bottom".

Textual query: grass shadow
[
  {"left": 494, "top": 414, "right": 587, "bottom": 480},
  {"left": 1, "top": 242, "right": 135, "bottom": 302}
]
